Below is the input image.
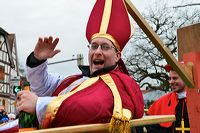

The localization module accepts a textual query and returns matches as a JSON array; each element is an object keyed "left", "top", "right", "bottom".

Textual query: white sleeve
[
  {"left": 26, "top": 61, "right": 65, "bottom": 96},
  {"left": 36, "top": 97, "right": 55, "bottom": 125}
]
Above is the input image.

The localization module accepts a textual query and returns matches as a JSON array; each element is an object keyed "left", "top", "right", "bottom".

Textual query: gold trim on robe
[
  {"left": 43, "top": 74, "right": 132, "bottom": 133},
  {"left": 101, "top": 74, "right": 132, "bottom": 133},
  {"left": 44, "top": 76, "right": 99, "bottom": 124}
]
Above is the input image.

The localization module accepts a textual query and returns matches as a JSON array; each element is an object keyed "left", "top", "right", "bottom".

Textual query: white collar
[{"left": 176, "top": 91, "right": 186, "bottom": 99}]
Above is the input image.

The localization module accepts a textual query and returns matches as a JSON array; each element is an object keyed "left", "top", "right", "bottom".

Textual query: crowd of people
[
  {"left": 0, "top": 105, "right": 18, "bottom": 133},
  {"left": 0, "top": 105, "right": 16, "bottom": 124},
  {"left": 0, "top": 108, "right": 9, "bottom": 124}
]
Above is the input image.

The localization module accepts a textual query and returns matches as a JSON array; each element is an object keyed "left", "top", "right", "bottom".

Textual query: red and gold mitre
[{"left": 86, "top": 0, "right": 132, "bottom": 74}]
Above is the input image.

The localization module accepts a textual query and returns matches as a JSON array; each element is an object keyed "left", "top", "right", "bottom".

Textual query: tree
[
  {"left": 124, "top": 1, "right": 200, "bottom": 92},
  {"left": 173, "top": 3, "right": 200, "bottom": 8}
]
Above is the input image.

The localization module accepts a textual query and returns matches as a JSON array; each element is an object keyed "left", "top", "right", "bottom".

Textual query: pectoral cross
[{"left": 175, "top": 118, "right": 190, "bottom": 133}]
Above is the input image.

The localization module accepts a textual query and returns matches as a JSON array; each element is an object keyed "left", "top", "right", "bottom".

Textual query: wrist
[
  {"left": 26, "top": 52, "right": 46, "bottom": 68},
  {"left": 33, "top": 53, "right": 44, "bottom": 61}
]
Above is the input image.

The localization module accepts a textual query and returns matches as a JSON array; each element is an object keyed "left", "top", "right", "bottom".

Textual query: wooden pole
[
  {"left": 178, "top": 23, "right": 200, "bottom": 61},
  {"left": 183, "top": 52, "right": 200, "bottom": 133},
  {"left": 178, "top": 23, "right": 200, "bottom": 133},
  {"left": 124, "top": 0, "right": 194, "bottom": 88},
  {"left": 20, "top": 115, "right": 175, "bottom": 133}
]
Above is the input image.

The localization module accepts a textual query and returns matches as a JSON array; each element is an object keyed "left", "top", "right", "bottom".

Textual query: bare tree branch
[
  {"left": 173, "top": 3, "right": 200, "bottom": 8},
  {"left": 124, "top": 1, "right": 200, "bottom": 92}
]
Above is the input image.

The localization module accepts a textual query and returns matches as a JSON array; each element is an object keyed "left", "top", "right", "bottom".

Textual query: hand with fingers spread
[
  {"left": 34, "top": 36, "right": 60, "bottom": 61},
  {"left": 16, "top": 90, "right": 38, "bottom": 114}
]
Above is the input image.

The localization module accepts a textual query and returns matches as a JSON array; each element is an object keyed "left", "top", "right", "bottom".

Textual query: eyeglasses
[{"left": 87, "top": 43, "right": 117, "bottom": 51}]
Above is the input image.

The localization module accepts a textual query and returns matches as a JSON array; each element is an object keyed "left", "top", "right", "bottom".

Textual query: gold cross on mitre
[{"left": 175, "top": 118, "right": 190, "bottom": 133}]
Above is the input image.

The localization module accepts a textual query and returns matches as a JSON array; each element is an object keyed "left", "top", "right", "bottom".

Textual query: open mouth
[
  {"left": 93, "top": 59, "right": 104, "bottom": 65},
  {"left": 171, "top": 85, "right": 178, "bottom": 90}
]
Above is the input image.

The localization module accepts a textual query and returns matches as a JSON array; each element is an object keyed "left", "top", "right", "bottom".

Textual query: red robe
[
  {"left": 147, "top": 92, "right": 178, "bottom": 127},
  {"left": 49, "top": 67, "right": 144, "bottom": 127}
]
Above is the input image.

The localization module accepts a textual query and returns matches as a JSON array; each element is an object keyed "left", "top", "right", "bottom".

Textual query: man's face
[
  {"left": 88, "top": 37, "right": 121, "bottom": 74},
  {"left": 0, "top": 105, "right": 4, "bottom": 112},
  {"left": 169, "top": 70, "right": 185, "bottom": 93}
]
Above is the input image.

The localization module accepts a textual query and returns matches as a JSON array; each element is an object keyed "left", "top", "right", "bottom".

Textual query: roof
[{"left": 143, "top": 90, "right": 166, "bottom": 103}]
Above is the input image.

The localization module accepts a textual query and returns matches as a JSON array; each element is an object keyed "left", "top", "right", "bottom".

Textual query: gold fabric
[
  {"left": 101, "top": 74, "right": 132, "bottom": 133},
  {"left": 91, "top": 33, "right": 121, "bottom": 51},
  {"left": 45, "top": 76, "right": 99, "bottom": 122},
  {"left": 90, "top": 0, "right": 121, "bottom": 51},
  {"left": 44, "top": 74, "right": 132, "bottom": 132},
  {"left": 99, "top": 0, "right": 112, "bottom": 34}
]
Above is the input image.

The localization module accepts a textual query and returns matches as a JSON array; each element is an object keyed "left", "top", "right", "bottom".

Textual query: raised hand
[{"left": 34, "top": 36, "right": 60, "bottom": 61}]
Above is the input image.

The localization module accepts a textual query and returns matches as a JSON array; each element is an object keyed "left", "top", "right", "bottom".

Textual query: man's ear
[{"left": 116, "top": 51, "right": 121, "bottom": 62}]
